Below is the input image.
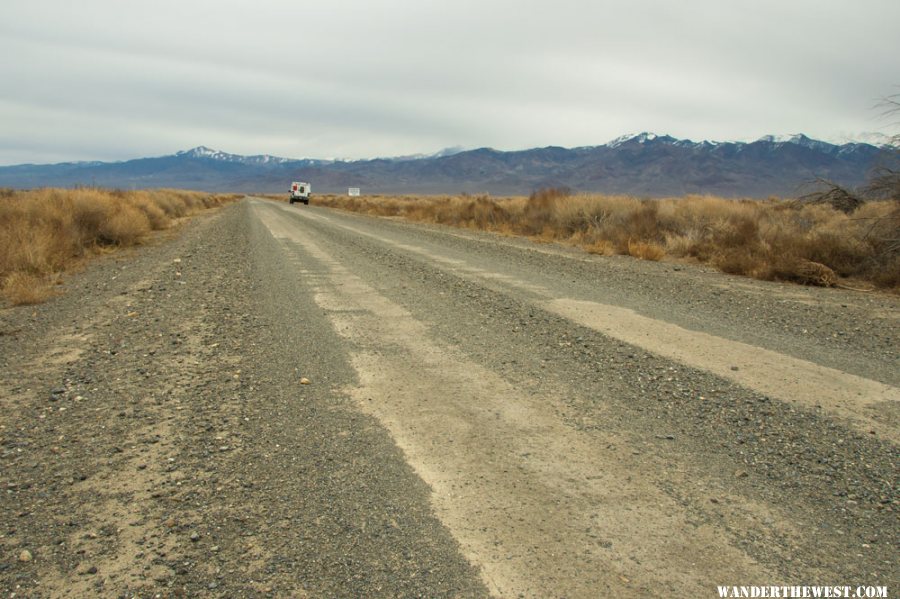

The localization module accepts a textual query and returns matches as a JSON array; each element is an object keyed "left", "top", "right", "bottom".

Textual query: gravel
[
  {"left": 1, "top": 198, "right": 897, "bottom": 595},
  {"left": 0, "top": 204, "right": 488, "bottom": 598},
  {"left": 278, "top": 202, "right": 898, "bottom": 587}
]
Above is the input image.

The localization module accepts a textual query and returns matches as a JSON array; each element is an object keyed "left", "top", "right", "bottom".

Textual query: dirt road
[{"left": 1, "top": 198, "right": 897, "bottom": 597}]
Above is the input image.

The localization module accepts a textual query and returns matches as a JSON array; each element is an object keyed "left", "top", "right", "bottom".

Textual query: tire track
[
  {"left": 254, "top": 201, "right": 783, "bottom": 597},
  {"left": 269, "top": 202, "right": 899, "bottom": 444}
]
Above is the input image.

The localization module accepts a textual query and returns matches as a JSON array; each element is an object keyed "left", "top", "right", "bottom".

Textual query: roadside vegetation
[
  {"left": 310, "top": 190, "right": 900, "bottom": 291},
  {"left": 0, "top": 187, "right": 240, "bottom": 305}
]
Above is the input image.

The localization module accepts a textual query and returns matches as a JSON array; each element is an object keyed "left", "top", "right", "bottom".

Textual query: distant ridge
[{"left": 0, "top": 134, "right": 888, "bottom": 197}]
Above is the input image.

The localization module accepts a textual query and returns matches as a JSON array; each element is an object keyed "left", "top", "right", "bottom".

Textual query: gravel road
[{"left": 1, "top": 198, "right": 897, "bottom": 597}]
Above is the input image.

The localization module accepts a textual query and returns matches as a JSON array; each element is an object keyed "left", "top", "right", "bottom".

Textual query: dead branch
[{"left": 796, "top": 179, "right": 866, "bottom": 214}]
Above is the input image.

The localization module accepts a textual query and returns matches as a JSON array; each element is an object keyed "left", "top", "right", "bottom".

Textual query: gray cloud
[{"left": 1, "top": 0, "right": 898, "bottom": 164}]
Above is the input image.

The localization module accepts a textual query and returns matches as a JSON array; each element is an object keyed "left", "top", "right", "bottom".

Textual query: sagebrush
[
  {"left": 310, "top": 189, "right": 899, "bottom": 290},
  {"left": 1, "top": 188, "right": 239, "bottom": 305}
]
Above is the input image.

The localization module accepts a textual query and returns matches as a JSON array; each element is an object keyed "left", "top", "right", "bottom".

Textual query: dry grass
[
  {"left": 1, "top": 187, "right": 240, "bottom": 305},
  {"left": 311, "top": 190, "right": 900, "bottom": 291},
  {"left": 626, "top": 240, "right": 666, "bottom": 261},
  {"left": 1, "top": 272, "right": 56, "bottom": 305}
]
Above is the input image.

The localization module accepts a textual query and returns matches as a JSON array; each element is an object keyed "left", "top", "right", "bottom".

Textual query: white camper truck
[{"left": 289, "top": 181, "right": 310, "bottom": 205}]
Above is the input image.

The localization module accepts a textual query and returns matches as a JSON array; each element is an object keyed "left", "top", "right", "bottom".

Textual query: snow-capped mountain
[
  {"left": 175, "top": 146, "right": 302, "bottom": 166},
  {"left": 755, "top": 134, "right": 840, "bottom": 154},
  {"left": 176, "top": 145, "right": 469, "bottom": 165},
  {"left": 376, "top": 146, "right": 468, "bottom": 162},
  {"left": 610, "top": 132, "right": 860, "bottom": 153},
  {"left": 607, "top": 132, "right": 670, "bottom": 147},
  {"left": 0, "top": 135, "right": 888, "bottom": 197}
]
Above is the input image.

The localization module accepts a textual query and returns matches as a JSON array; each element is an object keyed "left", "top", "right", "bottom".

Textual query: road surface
[{"left": 1, "top": 198, "right": 896, "bottom": 597}]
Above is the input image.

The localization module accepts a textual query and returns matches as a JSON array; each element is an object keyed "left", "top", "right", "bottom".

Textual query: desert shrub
[
  {"left": 1, "top": 187, "right": 237, "bottom": 305},
  {"left": 794, "top": 232, "right": 870, "bottom": 277},
  {"left": 714, "top": 248, "right": 773, "bottom": 280},
  {"left": 771, "top": 258, "right": 838, "bottom": 287},
  {"left": 471, "top": 195, "right": 507, "bottom": 228},
  {"left": 857, "top": 201, "right": 900, "bottom": 255},
  {"left": 627, "top": 203, "right": 662, "bottom": 241},
  {"left": 520, "top": 187, "right": 571, "bottom": 234},
  {"left": 153, "top": 194, "right": 188, "bottom": 218},
  {"left": 314, "top": 191, "right": 900, "bottom": 290},
  {"left": 583, "top": 239, "right": 615, "bottom": 255},
  {"left": 131, "top": 196, "right": 171, "bottom": 230},
  {"left": 797, "top": 180, "right": 866, "bottom": 214},
  {"left": 712, "top": 214, "right": 759, "bottom": 248},
  {"left": 2, "top": 272, "right": 56, "bottom": 305},
  {"left": 99, "top": 203, "right": 151, "bottom": 245},
  {"left": 68, "top": 190, "right": 114, "bottom": 244},
  {"left": 870, "top": 254, "right": 900, "bottom": 288},
  {"left": 626, "top": 240, "right": 665, "bottom": 261}
]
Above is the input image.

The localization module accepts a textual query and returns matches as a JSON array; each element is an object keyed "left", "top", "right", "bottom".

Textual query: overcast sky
[{"left": 1, "top": 0, "right": 898, "bottom": 165}]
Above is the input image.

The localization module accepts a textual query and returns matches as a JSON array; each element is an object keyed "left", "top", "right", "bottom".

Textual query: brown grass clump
[
  {"left": 1, "top": 272, "right": 57, "bottom": 306},
  {"left": 626, "top": 240, "right": 666, "bottom": 261},
  {"left": 772, "top": 259, "right": 838, "bottom": 287},
  {"left": 1, "top": 188, "right": 239, "bottom": 305},
  {"left": 312, "top": 191, "right": 899, "bottom": 291}
]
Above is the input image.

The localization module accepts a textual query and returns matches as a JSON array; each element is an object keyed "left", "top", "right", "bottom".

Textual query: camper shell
[{"left": 290, "top": 181, "right": 310, "bottom": 205}]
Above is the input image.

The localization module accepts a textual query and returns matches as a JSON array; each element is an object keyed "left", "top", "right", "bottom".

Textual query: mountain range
[{"left": 0, "top": 133, "right": 889, "bottom": 198}]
